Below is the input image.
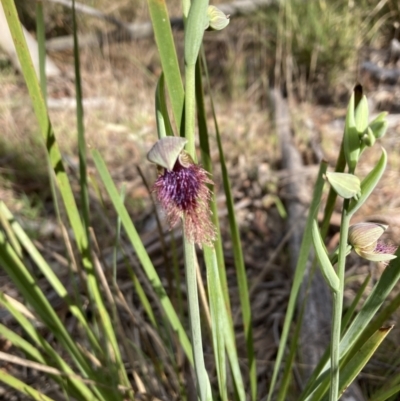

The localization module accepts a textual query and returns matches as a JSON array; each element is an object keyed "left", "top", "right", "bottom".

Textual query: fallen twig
[{"left": 46, "top": 0, "right": 278, "bottom": 52}]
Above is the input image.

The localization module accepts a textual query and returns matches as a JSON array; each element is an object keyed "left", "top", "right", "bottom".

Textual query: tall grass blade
[
  {"left": 0, "top": 202, "right": 102, "bottom": 354},
  {"left": 0, "top": 294, "right": 98, "bottom": 400},
  {"left": 298, "top": 274, "right": 370, "bottom": 400},
  {"left": 196, "top": 56, "right": 229, "bottom": 311},
  {"left": 1, "top": 0, "right": 84, "bottom": 248},
  {"left": 196, "top": 53, "right": 245, "bottom": 398},
  {"left": 301, "top": 252, "right": 400, "bottom": 399},
  {"left": 309, "top": 326, "right": 393, "bottom": 401},
  {"left": 155, "top": 73, "right": 174, "bottom": 138},
  {"left": 92, "top": 149, "right": 193, "bottom": 363},
  {"left": 204, "top": 245, "right": 246, "bottom": 400},
  {"left": 0, "top": 369, "right": 56, "bottom": 401},
  {"left": 147, "top": 0, "right": 184, "bottom": 131},
  {"left": 205, "top": 246, "right": 227, "bottom": 401},
  {"left": 339, "top": 254, "right": 400, "bottom": 360},
  {"left": 341, "top": 274, "right": 370, "bottom": 333},
  {"left": 200, "top": 44, "right": 257, "bottom": 400},
  {"left": 35, "top": 0, "right": 47, "bottom": 101},
  {"left": 276, "top": 302, "right": 302, "bottom": 401},
  {"left": 371, "top": 385, "right": 400, "bottom": 401},
  {"left": 0, "top": 3, "right": 120, "bottom": 372},
  {"left": 72, "top": 0, "right": 91, "bottom": 237},
  {"left": 267, "top": 161, "right": 328, "bottom": 401}
]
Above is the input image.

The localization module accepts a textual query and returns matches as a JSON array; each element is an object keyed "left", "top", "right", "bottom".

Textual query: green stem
[
  {"left": 330, "top": 202, "right": 350, "bottom": 400},
  {"left": 183, "top": 235, "right": 210, "bottom": 400},
  {"left": 183, "top": 9, "right": 210, "bottom": 397}
]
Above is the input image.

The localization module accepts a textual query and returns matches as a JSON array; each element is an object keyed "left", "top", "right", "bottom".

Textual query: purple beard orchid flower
[{"left": 147, "top": 137, "right": 216, "bottom": 247}]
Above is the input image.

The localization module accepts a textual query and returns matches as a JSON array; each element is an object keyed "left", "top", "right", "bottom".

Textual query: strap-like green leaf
[
  {"left": 348, "top": 148, "right": 387, "bottom": 216},
  {"left": 316, "top": 326, "right": 393, "bottom": 401},
  {"left": 205, "top": 247, "right": 228, "bottom": 401},
  {"left": 155, "top": 74, "right": 174, "bottom": 138},
  {"left": 185, "top": 0, "right": 209, "bottom": 66},
  {"left": 312, "top": 221, "right": 339, "bottom": 292},
  {"left": 267, "top": 161, "right": 328, "bottom": 401},
  {"left": 147, "top": 0, "right": 184, "bottom": 131},
  {"left": 0, "top": 369, "right": 56, "bottom": 401}
]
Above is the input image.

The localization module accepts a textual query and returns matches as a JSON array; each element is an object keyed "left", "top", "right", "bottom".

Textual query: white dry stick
[{"left": 0, "top": 3, "right": 61, "bottom": 78}]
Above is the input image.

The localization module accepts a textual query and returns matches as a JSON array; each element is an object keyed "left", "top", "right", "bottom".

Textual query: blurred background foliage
[{"left": 10, "top": 0, "right": 400, "bottom": 102}]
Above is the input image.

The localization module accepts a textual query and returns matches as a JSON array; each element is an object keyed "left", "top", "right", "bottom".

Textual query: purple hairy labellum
[{"left": 148, "top": 138, "right": 216, "bottom": 246}]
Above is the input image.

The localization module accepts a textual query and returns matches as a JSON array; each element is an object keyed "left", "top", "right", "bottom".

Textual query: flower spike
[{"left": 148, "top": 138, "right": 216, "bottom": 246}]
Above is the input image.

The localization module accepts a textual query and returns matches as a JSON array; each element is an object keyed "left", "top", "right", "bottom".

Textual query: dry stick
[
  {"left": 0, "top": 351, "right": 131, "bottom": 392},
  {"left": 46, "top": 0, "right": 278, "bottom": 52},
  {"left": 46, "top": 0, "right": 129, "bottom": 29},
  {"left": 0, "top": 3, "right": 61, "bottom": 77}
]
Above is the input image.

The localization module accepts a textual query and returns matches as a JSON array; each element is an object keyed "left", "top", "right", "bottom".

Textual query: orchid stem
[
  {"left": 183, "top": 234, "right": 211, "bottom": 401},
  {"left": 330, "top": 201, "right": 351, "bottom": 400}
]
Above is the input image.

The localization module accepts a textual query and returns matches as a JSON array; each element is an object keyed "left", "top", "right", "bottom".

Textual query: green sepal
[
  {"left": 354, "top": 95, "right": 369, "bottom": 134},
  {"left": 369, "top": 112, "right": 388, "bottom": 139},
  {"left": 348, "top": 148, "right": 387, "bottom": 216},
  {"left": 357, "top": 250, "right": 397, "bottom": 262},
  {"left": 344, "top": 93, "right": 361, "bottom": 171},
  {"left": 326, "top": 172, "right": 361, "bottom": 199},
  {"left": 362, "top": 127, "right": 376, "bottom": 147},
  {"left": 312, "top": 220, "right": 340, "bottom": 292}
]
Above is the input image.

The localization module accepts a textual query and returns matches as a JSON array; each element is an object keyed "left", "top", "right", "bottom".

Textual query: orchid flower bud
[
  {"left": 348, "top": 222, "right": 397, "bottom": 264},
  {"left": 205, "top": 6, "right": 230, "bottom": 31}
]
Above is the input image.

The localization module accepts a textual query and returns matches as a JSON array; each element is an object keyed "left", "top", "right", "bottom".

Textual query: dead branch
[
  {"left": 46, "top": 0, "right": 278, "bottom": 52},
  {"left": 0, "top": 3, "right": 61, "bottom": 78},
  {"left": 46, "top": 0, "right": 129, "bottom": 29}
]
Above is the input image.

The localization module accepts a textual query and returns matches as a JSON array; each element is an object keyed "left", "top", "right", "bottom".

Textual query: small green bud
[
  {"left": 344, "top": 92, "right": 361, "bottom": 171},
  {"left": 369, "top": 112, "right": 388, "bottom": 139},
  {"left": 326, "top": 172, "right": 360, "bottom": 199},
  {"left": 354, "top": 95, "right": 369, "bottom": 134},
  {"left": 348, "top": 222, "right": 397, "bottom": 264},
  {"left": 362, "top": 127, "right": 376, "bottom": 147},
  {"left": 205, "top": 6, "right": 230, "bottom": 31}
]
